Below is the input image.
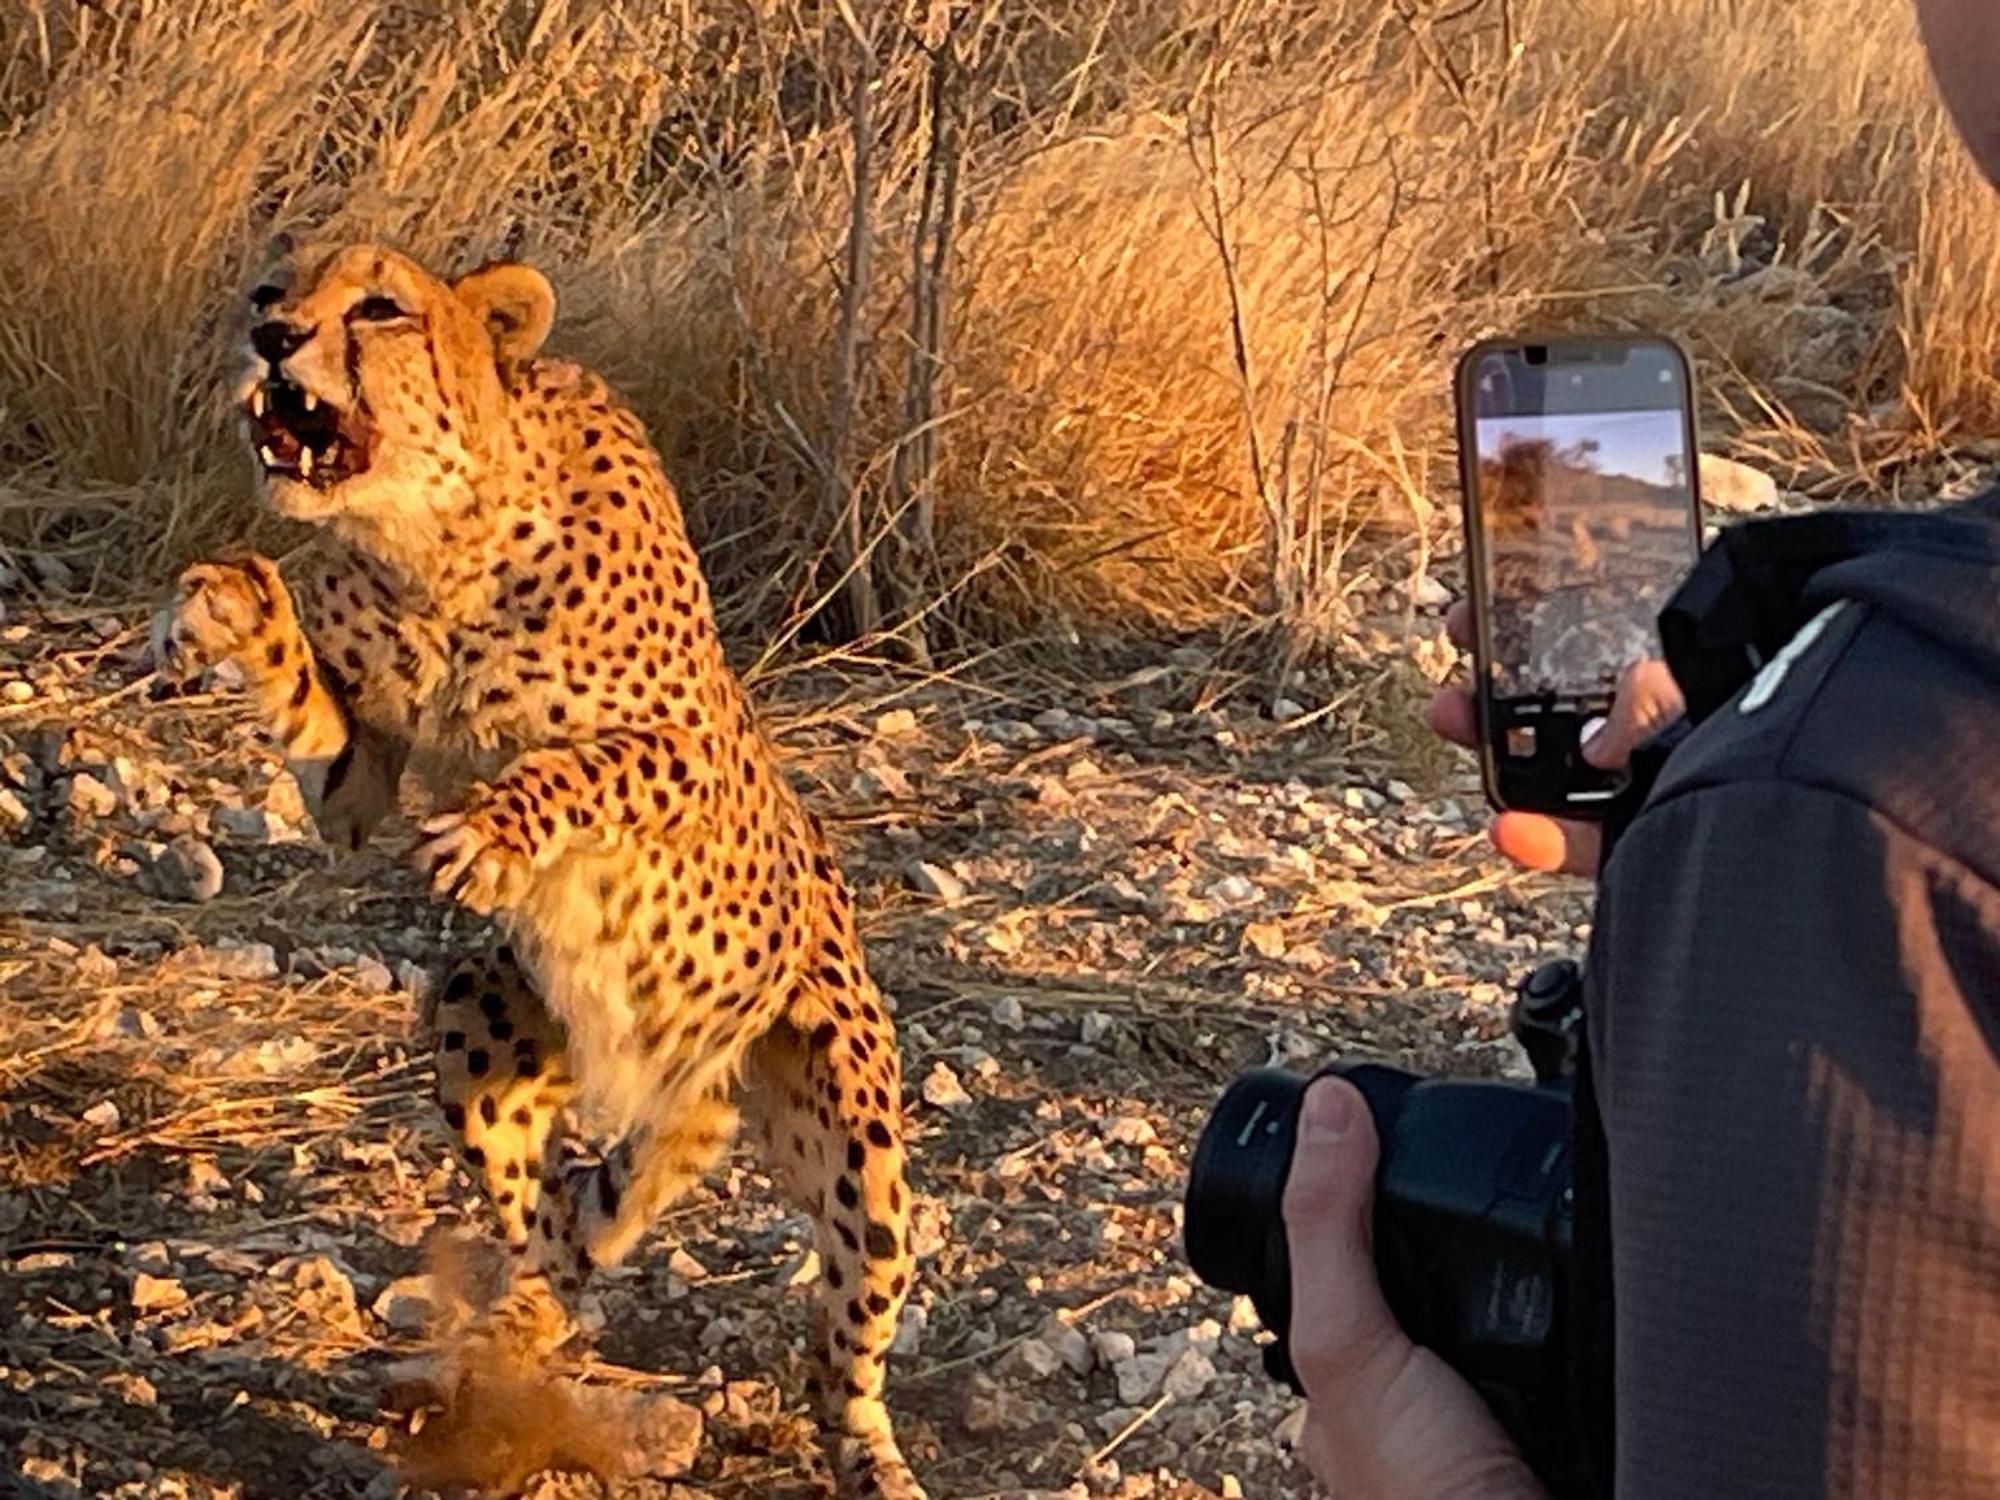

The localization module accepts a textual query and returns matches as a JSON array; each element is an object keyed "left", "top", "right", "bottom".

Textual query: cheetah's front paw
[
  {"left": 414, "top": 806, "right": 537, "bottom": 915},
  {"left": 149, "top": 556, "right": 295, "bottom": 684}
]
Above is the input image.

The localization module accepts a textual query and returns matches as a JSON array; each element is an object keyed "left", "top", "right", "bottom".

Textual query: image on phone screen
[{"left": 1461, "top": 339, "right": 1702, "bottom": 815}]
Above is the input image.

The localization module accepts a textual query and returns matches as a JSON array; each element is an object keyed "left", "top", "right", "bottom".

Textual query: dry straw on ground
[{"left": 0, "top": 0, "right": 1986, "bottom": 646}]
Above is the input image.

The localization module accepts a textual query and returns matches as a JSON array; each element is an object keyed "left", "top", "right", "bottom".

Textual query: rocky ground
[{"left": 0, "top": 589, "right": 1597, "bottom": 1500}]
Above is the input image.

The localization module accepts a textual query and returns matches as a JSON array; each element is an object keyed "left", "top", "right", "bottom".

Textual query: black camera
[{"left": 1183, "top": 959, "right": 1586, "bottom": 1496}]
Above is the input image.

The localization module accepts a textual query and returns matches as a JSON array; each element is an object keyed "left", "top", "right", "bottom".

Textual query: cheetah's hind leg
[
  {"left": 428, "top": 943, "right": 579, "bottom": 1254},
  {"left": 745, "top": 995, "right": 927, "bottom": 1500}
]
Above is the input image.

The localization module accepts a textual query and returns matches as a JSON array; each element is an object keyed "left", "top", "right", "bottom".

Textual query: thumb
[
  {"left": 1280, "top": 1078, "right": 1400, "bottom": 1396},
  {"left": 1580, "top": 660, "right": 1684, "bottom": 770}
]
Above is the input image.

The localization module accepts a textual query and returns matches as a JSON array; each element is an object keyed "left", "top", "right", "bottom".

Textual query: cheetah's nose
[{"left": 251, "top": 319, "right": 312, "bottom": 366}]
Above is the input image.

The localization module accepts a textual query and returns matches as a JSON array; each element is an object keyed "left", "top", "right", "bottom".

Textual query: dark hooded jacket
[{"left": 1581, "top": 487, "right": 2000, "bottom": 1497}]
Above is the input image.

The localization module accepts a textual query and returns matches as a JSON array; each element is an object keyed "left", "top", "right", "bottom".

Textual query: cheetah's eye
[{"left": 351, "top": 294, "right": 411, "bottom": 323}]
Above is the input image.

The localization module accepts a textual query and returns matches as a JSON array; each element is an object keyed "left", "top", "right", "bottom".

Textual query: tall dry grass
[{"left": 0, "top": 0, "right": 1986, "bottom": 648}]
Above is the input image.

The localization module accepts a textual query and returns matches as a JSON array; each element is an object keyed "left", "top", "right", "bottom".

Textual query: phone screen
[{"left": 1460, "top": 338, "right": 1701, "bottom": 814}]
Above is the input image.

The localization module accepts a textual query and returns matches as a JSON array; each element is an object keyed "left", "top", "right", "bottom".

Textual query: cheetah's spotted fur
[{"left": 154, "top": 244, "right": 926, "bottom": 1496}]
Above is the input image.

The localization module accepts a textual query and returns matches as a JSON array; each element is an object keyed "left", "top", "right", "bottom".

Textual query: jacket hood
[{"left": 1804, "top": 486, "right": 2000, "bottom": 687}]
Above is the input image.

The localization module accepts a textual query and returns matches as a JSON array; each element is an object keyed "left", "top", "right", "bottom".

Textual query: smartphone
[{"left": 1453, "top": 334, "right": 1704, "bottom": 819}]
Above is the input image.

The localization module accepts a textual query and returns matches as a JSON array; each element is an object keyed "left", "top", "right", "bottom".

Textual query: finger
[
  {"left": 1424, "top": 684, "right": 1479, "bottom": 749},
  {"left": 1279, "top": 1077, "right": 1399, "bottom": 1397},
  {"left": 1580, "top": 660, "right": 1684, "bottom": 770},
  {"left": 1444, "top": 599, "right": 1472, "bottom": 650},
  {"left": 1491, "top": 812, "right": 1601, "bottom": 877}
]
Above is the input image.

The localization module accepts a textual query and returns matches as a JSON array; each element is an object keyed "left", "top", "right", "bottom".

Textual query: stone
[
  {"left": 1242, "top": 921, "right": 1288, "bottom": 959},
  {"left": 921, "top": 1062, "right": 971, "bottom": 1110},
  {"left": 1078, "top": 1011, "right": 1114, "bottom": 1046},
  {"left": 371, "top": 1275, "right": 438, "bottom": 1335},
  {"left": 1092, "top": 1330, "right": 1137, "bottom": 1366},
  {"left": 131, "top": 1274, "right": 188, "bottom": 1314},
  {"left": 1044, "top": 1319, "right": 1094, "bottom": 1376},
  {"left": 890, "top": 1300, "right": 928, "bottom": 1356},
  {"left": 1007, "top": 1337, "right": 1063, "bottom": 1379},
  {"left": 1207, "top": 874, "right": 1259, "bottom": 906},
  {"left": 142, "top": 837, "right": 224, "bottom": 903},
  {"left": 905, "top": 860, "right": 965, "bottom": 903},
  {"left": 1115, "top": 1351, "right": 1171, "bottom": 1404},
  {"left": 989, "top": 995, "right": 1026, "bottom": 1030},
  {"left": 353, "top": 956, "right": 396, "bottom": 994},
  {"left": 1411, "top": 572, "right": 1454, "bottom": 609},
  {"left": 1163, "top": 1347, "right": 1217, "bottom": 1400},
  {"left": 962, "top": 1371, "right": 1039, "bottom": 1435},
  {"left": 873, "top": 707, "right": 919, "bottom": 738},
  {"left": 1698, "top": 452, "right": 1780, "bottom": 513},
  {"left": 64, "top": 772, "right": 118, "bottom": 819},
  {"left": 211, "top": 806, "right": 271, "bottom": 842},
  {"left": 1105, "top": 1115, "right": 1157, "bottom": 1148}
]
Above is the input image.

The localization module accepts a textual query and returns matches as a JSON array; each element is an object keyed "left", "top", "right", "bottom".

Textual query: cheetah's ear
[{"left": 452, "top": 261, "right": 555, "bottom": 361}]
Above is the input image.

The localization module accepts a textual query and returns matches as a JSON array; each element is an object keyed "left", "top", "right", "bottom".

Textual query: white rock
[
  {"left": 207, "top": 940, "right": 279, "bottom": 981},
  {"left": 82, "top": 1100, "right": 120, "bottom": 1130},
  {"left": 668, "top": 1247, "right": 709, "bottom": 1281},
  {"left": 1207, "top": 874, "right": 1260, "bottom": 906},
  {"left": 353, "top": 956, "right": 396, "bottom": 994},
  {"left": 1105, "top": 1116, "right": 1157, "bottom": 1148},
  {"left": 921, "top": 1061, "right": 972, "bottom": 1110},
  {"left": 890, "top": 1300, "right": 928, "bottom": 1356},
  {"left": 65, "top": 772, "right": 118, "bottom": 818},
  {"left": 905, "top": 860, "right": 965, "bottom": 903},
  {"left": 1411, "top": 572, "right": 1454, "bottom": 609},
  {"left": 1271, "top": 698, "right": 1305, "bottom": 724},
  {"left": 1079, "top": 1011, "right": 1114, "bottom": 1046},
  {"left": 1698, "top": 452, "right": 1780, "bottom": 513},
  {"left": 131, "top": 1273, "right": 187, "bottom": 1313},
  {"left": 989, "top": 995, "right": 1026, "bottom": 1030}
]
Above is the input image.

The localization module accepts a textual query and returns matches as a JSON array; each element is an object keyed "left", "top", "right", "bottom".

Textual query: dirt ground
[{"left": 0, "top": 597, "right": 1592, "bottom": 1500}]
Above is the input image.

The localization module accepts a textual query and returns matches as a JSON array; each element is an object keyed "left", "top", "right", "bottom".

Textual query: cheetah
[{"left": 153, "top": 244, "right": 926, "bottom": 1496}]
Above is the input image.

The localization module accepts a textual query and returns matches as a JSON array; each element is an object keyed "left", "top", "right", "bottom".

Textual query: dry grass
[{"left": 0, "top": 0, "right": 1984, "bottom": 646}]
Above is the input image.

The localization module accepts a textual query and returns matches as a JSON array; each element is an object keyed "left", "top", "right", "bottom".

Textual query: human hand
[
  {"left": 1424, "top": 601, "right": 1683, "bottom": 876},
  {"left": 1282, "top": 1076, "right": 1549, "bottom": 1498}
]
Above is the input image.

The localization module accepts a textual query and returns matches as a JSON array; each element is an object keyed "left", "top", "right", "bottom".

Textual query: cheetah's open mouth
[{"left": 245, "top": 377, "right": 374, "bottom": 490}]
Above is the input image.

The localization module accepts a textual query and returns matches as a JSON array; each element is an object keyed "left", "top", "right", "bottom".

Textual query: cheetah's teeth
[
  {"left": 298, "top": 447, "right": 314, "bottom": 477},
  {"left": 303, "top": 391, "right": 318, "bottom": 412},
  {"left": 258, "top": 444, "right": 278, "bottom": 468},
  {"left": 251, "top": 387, "right": 266, "bottom": 418}
]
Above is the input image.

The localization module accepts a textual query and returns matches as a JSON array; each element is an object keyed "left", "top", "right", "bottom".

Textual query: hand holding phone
[
  {"left": 1426, "top": 602, "right": 1685, "bottom": 875},
  {"left": 1453, "top": 337, "right": 1703, "bottom": 819}
]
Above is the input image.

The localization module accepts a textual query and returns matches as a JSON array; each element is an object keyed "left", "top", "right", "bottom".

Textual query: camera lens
[
  {"left": 1183, "top": 1068, "right": 1306, "bottom": 1299},
  {"left": 1183, "top": 1062, "right": 1422, "bottom": 1343}
]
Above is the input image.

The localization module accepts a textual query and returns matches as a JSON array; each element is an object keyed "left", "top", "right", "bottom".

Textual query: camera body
[{"left": 1183, "top": 959, "right": 1586, "bottom": 1494}]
